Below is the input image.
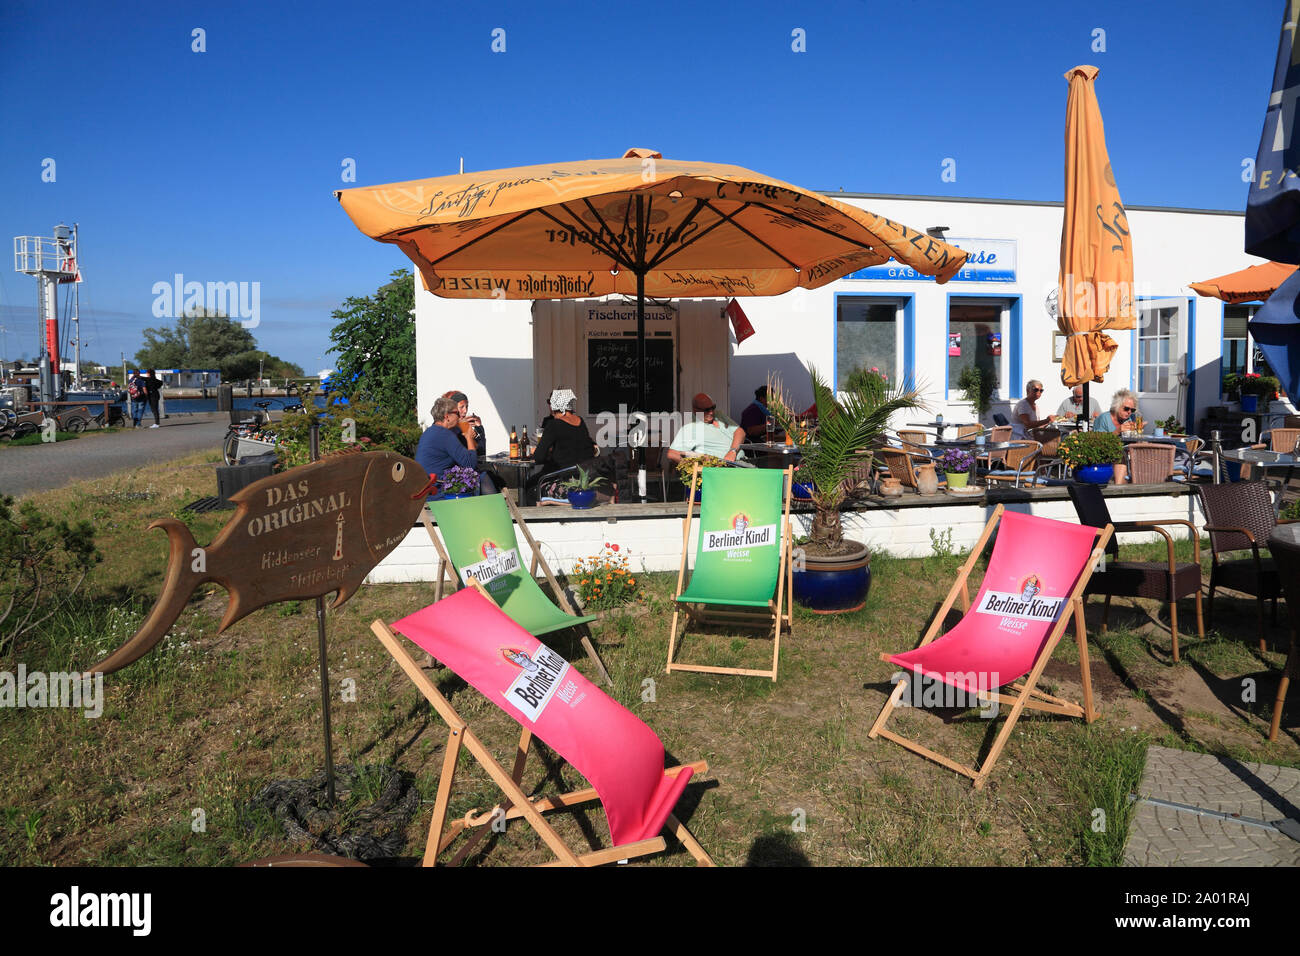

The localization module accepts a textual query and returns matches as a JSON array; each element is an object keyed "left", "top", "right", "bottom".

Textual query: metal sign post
[{"left": 309, "top": 420, "right": 337, "bottom": 805}]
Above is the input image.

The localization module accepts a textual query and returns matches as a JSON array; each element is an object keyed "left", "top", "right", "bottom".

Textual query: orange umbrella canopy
[
  {"left": 1189, "top": 260, "right": 1298, "bottom": 304},
  {"left": 335, "top": 149, "right": 968, "bottom": 299},
  {"left": 1058, "top": 66, "right": 1137, "bottom": 388}
]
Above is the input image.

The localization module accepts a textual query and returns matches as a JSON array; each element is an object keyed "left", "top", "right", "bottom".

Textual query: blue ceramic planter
[
  {"left": 1075, "top": 464, "right": 1114, "bottom": 485},
  {"left": 568, "top": 489, "right": 597, "bottom": 510},
  {"left": 1241, "top": 394, "right": 1259, "bottom": 413},
  {"left": 438, "top": 491, "right": 473, "bottom": 500},
  {"left": 792, "top": 543, "right": 871, "bottom": 613},
  {"left": 792, "top": 482, "right": 814, "bottom": 500}
]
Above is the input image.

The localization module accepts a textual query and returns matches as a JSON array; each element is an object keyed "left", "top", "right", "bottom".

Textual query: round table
[
  {"left": 740, "top": 442, "right": 805, "bottom": 469},
  {"left": 1219, "top": 448, "right": 1298, "bottom": 511}
]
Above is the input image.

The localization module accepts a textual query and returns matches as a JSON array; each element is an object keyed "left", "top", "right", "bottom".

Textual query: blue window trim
[
  {"left": 945, "top": 293, "right": 1022, "bottom": 399},
  {"left": 832, "top": 292, "right": 915, "bottom": 391}
]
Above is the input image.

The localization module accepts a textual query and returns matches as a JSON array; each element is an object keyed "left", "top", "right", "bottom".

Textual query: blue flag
[{"left": 1247, "top": 2, "right": 1300, "bottom": 263}]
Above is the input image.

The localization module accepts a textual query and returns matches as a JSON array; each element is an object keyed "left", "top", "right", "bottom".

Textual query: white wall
[{"left": 414, "top": 195, "right": 1259, "bottom": 443}]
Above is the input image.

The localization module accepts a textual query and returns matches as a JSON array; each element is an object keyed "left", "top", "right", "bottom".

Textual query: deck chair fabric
[
  {"left": 427, "top": 495, "right": 597, "bottom": 636},
  {"left": 679, "top": 467, "right": 786, "bottom": 608},
  {"left": 870, "top": 506, "right": 1111, "bottom": 789},
  {"left": 667, "top": 464, "right": 792, "bottom": 679},
  {"left": 376, "top": 588, "right": 712, "bottom": 866}
]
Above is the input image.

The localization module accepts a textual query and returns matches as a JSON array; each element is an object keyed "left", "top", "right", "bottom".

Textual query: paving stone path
[{"left": 1126, "top": 745, "right": 1300, "bottom": 866}]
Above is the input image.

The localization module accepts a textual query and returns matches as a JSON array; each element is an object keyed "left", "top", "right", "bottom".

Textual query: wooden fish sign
[{"left": 91, "top": 450, "right": 432, "bottom": 674}]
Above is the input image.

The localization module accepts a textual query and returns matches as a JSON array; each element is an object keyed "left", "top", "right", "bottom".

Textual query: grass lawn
[{"left": 2, "top": 451, "right": 1297, "bottom": 866}]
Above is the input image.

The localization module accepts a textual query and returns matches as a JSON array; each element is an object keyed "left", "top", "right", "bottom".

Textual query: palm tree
[{"left": 769, "top": 365, "right": 926, "bottom": 554}]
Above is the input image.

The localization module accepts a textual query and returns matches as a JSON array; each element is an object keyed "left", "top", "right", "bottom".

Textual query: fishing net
[{"left": 250, "top": 763, "right": 419, "bottom": 862}]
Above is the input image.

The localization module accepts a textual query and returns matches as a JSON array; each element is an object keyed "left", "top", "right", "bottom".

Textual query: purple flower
[
  {"left": 438, "top": 465, "right": 480, "bottom": 495},
  {"left": 939, "top": 448, "right": 974, "bottom": 474}
]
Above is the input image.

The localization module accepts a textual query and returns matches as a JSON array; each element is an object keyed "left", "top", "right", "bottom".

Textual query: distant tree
[
  {"left": 135, "top": 309, "right": 265, "bottom": 380},
  {"left": 327, "top": 270, "right": 416, "bottom": 424}
]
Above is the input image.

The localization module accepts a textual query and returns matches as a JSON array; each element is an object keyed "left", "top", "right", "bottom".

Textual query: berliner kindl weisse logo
[
  {"left": 975, "top": 572, "right": 1063, "bottom": 623},
  {"left": 702, "top": 513, "right": 777, "bottom": 552},
  {"left": 460, "top": 539, "right": 520, "bottom": 585},
  {"left": 499, "top": 643, "right": 570, "bottom": 721}
]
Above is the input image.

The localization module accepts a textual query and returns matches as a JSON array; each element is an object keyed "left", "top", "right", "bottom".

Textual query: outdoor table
[
  {"left": 1120, "top": 433, "right": 1192, "bottom": 449},
  {"left": 908, "top": 420, "right": 975, "bottom": 441},
  {"left": 484, "top": 455, "right": 540, "bottom": 504},
  {"left": 739, "top": 441, "right": 803, "bottom": 467},
  {"left": 1219, "top": 447, "right": 1299, "bottom": 514}
]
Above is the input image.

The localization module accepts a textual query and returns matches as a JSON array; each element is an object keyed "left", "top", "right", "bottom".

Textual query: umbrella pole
[
  {"left": 1081, "top": 382, "right": 1090, "bottom": 430},
  {"left": 636, "top": 268, "right": 647, "bottom": 500}
]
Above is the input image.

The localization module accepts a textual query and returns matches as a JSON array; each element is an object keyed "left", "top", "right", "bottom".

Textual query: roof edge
[{"left": 828, "top": 191, "right": 1244, "bottom": 217}]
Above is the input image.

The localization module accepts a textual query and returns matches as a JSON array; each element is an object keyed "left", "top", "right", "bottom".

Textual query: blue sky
[{"left": 0, "top": 0, "right": 1283, "bottom": 374}]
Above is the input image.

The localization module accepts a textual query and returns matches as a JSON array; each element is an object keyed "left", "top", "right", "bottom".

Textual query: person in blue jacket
[{"left": 416, "top": 395, "right": 499, "bottom": 497}]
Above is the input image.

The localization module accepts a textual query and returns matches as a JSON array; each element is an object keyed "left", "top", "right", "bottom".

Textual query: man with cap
[
  {"left": 667, "top": 393, "right": 746, "bottom": 464},
  {"left": 739, "top": 385, "right": 773, "bottom": 441}
]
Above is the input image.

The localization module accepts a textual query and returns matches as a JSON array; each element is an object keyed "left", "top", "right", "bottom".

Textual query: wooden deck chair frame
[
  {"left": 665, "top": 462, "right": 794, "bottom": 681},
  {"left": 370, "top": 582, "right": 714, "bottom": 868},
  {"left": 868, "top": 505, "right": 1114, "bottom": 790},
  {"left": 420, "top": 496, "right": 612, "bottom": 686}
]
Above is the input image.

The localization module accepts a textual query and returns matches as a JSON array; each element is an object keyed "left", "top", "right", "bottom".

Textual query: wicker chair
[
  {"left": 879, "top": 446, "right": 941, "bottom": 494},
  {"left": 898, "top": 429, "right": 930, "bottom": 447},
  {"left": 1068, "top": 483, "right": 1204, "bottom": 661},
  {"left": 1125, "top": 442, "right": 1176, "bottom": 484},
  {"left": 1270, "top": 427, "right": 1300, "bottom": 453},
  {"left": 1196, "top": 482, "right": 1282, "bottom": 651},
  {"left": 1265, "top": 529, "right": 1300, "bottom": 741},
  {"left": 983, "top": 440, "right": 1044, "bottom": 488},
  {"left": 977, "top": 425, "right": 1013, "bottom": 471},
  {"left": 956, "top": 424, "right": 982, "bottom": 439}
]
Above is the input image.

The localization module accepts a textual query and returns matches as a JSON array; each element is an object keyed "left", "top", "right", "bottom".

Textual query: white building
[{"left": 414, "top": 193, "right": 1267, "bottom": 447}]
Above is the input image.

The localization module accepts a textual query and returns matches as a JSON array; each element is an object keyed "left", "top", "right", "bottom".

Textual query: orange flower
[{"left": 628, "top": 578, "right": 636, "bottom": 585}]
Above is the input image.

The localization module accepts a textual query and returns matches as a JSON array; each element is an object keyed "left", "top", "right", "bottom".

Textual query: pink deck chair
[
  {"left": 371, "top": 585, "right": 714, "bottom": 866},
  {"left": 869, "top": 506, "right": 1113, "bottom": 789}
]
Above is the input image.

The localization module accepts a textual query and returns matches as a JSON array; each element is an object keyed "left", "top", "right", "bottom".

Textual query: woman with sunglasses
[
  {"left": 1094, "top": 389, "right": 1140, "bottom": 434},
  {"left": 1011, "top": 379, "right": 1058, "bottom": 440}
]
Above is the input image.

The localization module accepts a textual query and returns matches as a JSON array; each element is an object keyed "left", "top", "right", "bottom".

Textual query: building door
[{"left": 1135, "top": 297, "right": 1188, "bottom": 428}]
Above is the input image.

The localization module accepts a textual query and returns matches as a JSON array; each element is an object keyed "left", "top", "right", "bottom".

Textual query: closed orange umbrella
[
  {"left": 1058, "top": 66, "right": 1137, "bottom": 389},
  {"left": 1189, "top": 260, "right": 1298, "bottom": 304}
]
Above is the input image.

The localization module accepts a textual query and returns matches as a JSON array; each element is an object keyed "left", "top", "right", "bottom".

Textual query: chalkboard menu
[{"left": 587, "top": 336, "right": 675, "bottom": 413}]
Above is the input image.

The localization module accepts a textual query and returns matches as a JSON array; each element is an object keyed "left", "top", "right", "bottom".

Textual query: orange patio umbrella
[
  {"left": 1189, "top": 260, "right": 1298, "bottom": 304},
  {"left": 1058, "top": 66, "right": 1137, "bottom": 393},
  {"left": 336, "top": 148, "right": 967, "bottom": 415}
]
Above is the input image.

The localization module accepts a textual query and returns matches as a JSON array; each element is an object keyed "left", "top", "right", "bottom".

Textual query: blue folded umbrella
[{"left": 1248, "top": 267, "right": 1300, "bottom": 400}]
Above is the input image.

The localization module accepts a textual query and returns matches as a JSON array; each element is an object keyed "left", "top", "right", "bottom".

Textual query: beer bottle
[
  {"left": 509, "top": 426, "right": 519, "bottom": 459},
  {"left": 519, "top": 424, "right": 530, "bottom": 458}
]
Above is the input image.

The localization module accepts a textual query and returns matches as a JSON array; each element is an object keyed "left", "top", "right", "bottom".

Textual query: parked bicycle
[{"left": 220, "top": 400, "right": 307, "bottom": 465}]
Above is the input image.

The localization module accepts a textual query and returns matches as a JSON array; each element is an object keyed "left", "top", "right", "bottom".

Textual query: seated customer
[
  {"left": 415, "top": 396, "right": 494, "bottom": 497},
  {"left": 1094, "top": 389, "right": 1140, "bottom": 434},
  {"left": 1056, "top": 385, "right": 1101, "bottom": 423},
  {"left": 740, "top": 386, "right": 773, "bottom": 440},
  {"left": 533, "top": 388, "right": 603, "bottom": 501},
  {"left": 1011, "top": 379, "right": 1058, "bottom": 440},
  {"left": 667, "top": 393, "right": 745, "bottom": 464}
]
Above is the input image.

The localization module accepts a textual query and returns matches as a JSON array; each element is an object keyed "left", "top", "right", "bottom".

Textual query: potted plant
[
  {"left": 1238, "top": 372, "right": 1280, "bottom": 413},
  {"left": 1058, "top": 431, "right": 1124, "bottom": 484},
  {"left": 769, "top": 364, "right": 925, "bottom": 613},
  {"left": 560, "top": 466, "right": 605, "bottom": 510},
  {"left": 437, "top": 465, "right": 480, "bottom": 499},
  {"left": 675, "top": 453, "right": 728, "bottom": 501},
  {"left": 956, "top": 364, "right": 997, "bottom": 418},
  {"left": 1154, "top": 414, "right": 1184, "bottom": 436},
  {"left": 938, "top": 447, "right": 975, "bottom": 489}
]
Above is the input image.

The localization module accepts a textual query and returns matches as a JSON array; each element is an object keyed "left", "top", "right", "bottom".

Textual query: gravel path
[{"left": 0, "top": 414, "right": 230, "bottom": 499}]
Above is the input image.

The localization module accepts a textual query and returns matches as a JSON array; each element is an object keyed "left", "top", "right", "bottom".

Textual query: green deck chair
[
  {"left": 423, "top": 494, "right": 611, "bottom": 685},
  {"left": 666, "top": 462, "right": 793, "bottom": 681}
]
